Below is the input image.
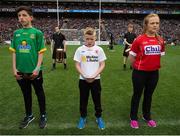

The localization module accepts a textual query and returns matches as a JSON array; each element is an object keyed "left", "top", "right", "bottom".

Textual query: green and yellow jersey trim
[
  {"left": 38, "top": 48, "right": 47, "bottom": 54},
  {"left": 9, "top": 47, "right": 16, "bottom": 52}
]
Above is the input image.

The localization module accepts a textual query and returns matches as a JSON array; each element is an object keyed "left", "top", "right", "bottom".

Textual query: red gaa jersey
[{"left": 129, "top": 34, "right": 165, "bottom": 71}]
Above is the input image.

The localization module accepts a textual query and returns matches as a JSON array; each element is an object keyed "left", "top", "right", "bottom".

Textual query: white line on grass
[{"left": 0, "top": 120, "right": 180, "bottom": 130}]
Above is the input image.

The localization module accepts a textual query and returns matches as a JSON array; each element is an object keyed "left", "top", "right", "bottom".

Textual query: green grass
[{"left": 0, "top": 45, "right": 180, "bottom": 134}]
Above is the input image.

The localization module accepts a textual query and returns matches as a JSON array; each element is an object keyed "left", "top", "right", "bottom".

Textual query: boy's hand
[
  {"left": 30, "top": 66, "right": 40, "bottom": 80},
  {"left": 30, "top": 73, "right": 38, "bottom": 80},
  {"left": 13, "top": 69, "right": 22, "bottom": 80},
  {"left": 86, "top": 78, "right": 95, "bottom": 83}
]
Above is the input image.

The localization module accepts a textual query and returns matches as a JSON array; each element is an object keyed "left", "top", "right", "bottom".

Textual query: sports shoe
[
  {"left": 39, "top": 114, "right": 47, "bottom": 129},
  {"left": 19, "top": 115, "right": 35, "bottom": 129},
  {"left": 123, "top": 64, "right": 126, "bottom": 70},
  {"left": 147, "top": 120, "right": 157, "bottom": 127},
  {"left": 142, "top": 117, "right": 157, "bottom": 127},
  {"left": 96, "top": 117, "right": 105, "bottom": 130},
  {"left": 77, "top": 117, "right": 86, "bottom": 129},
  {"left": 130, "top": 120, "right": 139, "bottom": 129}
]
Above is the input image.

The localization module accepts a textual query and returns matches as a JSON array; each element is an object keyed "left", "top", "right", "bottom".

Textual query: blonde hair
[
  {"left": 84, "top": 27, "right": 96, "bottom": 37},
  {"left": 143, "top": 13, "right": 160, "bottom": 34}
]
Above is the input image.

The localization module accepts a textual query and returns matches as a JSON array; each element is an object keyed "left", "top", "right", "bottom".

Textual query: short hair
[
  {"left": 128, "top": 23, "right": 134, "bottom": 28},
  {"left": 16, "top": 6, "right": 33, "bottom": 16},
  {"left": 84, "top": 27, "right": 96, "bottom": 36}
]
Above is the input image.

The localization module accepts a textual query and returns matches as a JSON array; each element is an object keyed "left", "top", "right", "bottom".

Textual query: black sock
[
  {"left": 64, "top": 64, "right": 67, "bottom": 69},
  {"left": 53, "top": 63, "right": 56, "bottom": 68}
]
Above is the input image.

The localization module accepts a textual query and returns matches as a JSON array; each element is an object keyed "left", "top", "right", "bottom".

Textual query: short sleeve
[
  {"left": 99, "top": 48, "right": 107, "bottom": 62},
  {"left": 9, "top": 32, "right": 16, "bottom": 52},
  {"left": 73, "top": 48, "right": 81, "bottom": 62},
  {"left": 37, "top": 31, "right": 47, "bottom": 54}
]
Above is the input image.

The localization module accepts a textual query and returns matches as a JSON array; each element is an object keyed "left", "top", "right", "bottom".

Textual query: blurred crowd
[{"left": 0, "top": 16, "right": 179, "bottom": 45}]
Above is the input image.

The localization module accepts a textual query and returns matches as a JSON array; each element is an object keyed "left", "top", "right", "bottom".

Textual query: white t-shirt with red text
[{"left": 74, "top": 45, "right": 107, "bottom": 79}]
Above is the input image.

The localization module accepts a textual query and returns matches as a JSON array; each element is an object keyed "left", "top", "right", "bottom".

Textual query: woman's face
[{"left": 146, "top": 16, "right": 160, "bottom": 35}]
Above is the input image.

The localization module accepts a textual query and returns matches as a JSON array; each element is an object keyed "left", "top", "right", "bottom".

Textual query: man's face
[{"left": 18, "top": 10, "right": 33, "bottom": 27}]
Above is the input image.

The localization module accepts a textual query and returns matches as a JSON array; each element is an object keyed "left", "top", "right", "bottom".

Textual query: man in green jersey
[{"left": 9, "top": 6, "right": 47, "bottom": 129}]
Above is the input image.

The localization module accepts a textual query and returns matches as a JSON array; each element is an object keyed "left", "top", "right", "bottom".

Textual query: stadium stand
[{"left": 0, "top": 0, "right": 179, "bottom": 45}]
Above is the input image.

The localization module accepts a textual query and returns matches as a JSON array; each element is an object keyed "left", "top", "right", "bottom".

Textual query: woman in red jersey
[{"left": 129, "top": 14, "right": 165, "bottom": 129}]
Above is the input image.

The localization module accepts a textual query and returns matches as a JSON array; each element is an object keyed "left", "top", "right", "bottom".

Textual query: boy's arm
[
  {"left": 63, "top": 40, "right": 67, "bottom": 52},
  {"left": 91, "top": 61, "right": 105, "bottom": 79},
  {"left": 51, "top": 40, "right": 54, "bottom": 54},
  {"left": 124, "top": 38, "right": 131, "bottom": 46},
  {"left": 31, "top": 53, "right": 43, "bottom": 78},
  {"left": 12, "top": 52, "right": 22, "bottom": 80},
  {"left": 75, "top": 61, "right": 86, "bottom": 78}
]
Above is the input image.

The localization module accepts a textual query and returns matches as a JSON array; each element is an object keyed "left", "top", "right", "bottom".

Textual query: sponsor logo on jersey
[
  {"left": 81, "top": 56, "right": 87, "bottom": 62},
  {"left": 144, "top": 45, "right": 161, "bottom": 55},
  {"left": 81, "top": 55, "right": 98, "bottom": 62},
  {"left": 18, "top": 40, "right": 31, "bottom": 53},
  {"left": 30, "top": 34, "right": 35, "bottom": 39},
  {"left": 16, "top": 34, "right": 21, "bottom": 37},
  {"left": 86, "top": 55, "right": 98, "bottom": 62}
]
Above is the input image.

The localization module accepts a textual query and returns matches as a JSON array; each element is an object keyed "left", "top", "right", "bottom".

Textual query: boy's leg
[
  {"left": 63, "top": 52, "right": 67, "bottom": 69},
  {"left": 17, "top": 78, "right": 32, "bottom": 116},
  {"left": 51, "top": 48, "right": 56, "bottom": 70},
  {"left": 79, "top": 80, "right": 90, "bottom": 118},
  {"left": 32, "top": 71, "right": 47, "bottom": 128},
  {"left": 91, "top": 79, "right": 105, "bottom": 129},
  {"left": 32, "top": 71, "right": 46, "bottom": 115},
  {"left": 17, "top": 78, "right": 34, "bottom": 129},
  {"left": 91, "top": 79, "right": 102, "bottom": 118}
]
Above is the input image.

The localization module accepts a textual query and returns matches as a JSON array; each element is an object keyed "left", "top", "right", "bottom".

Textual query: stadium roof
[{"left": 3, "top": 0, "right": 180, "bottom": 4}]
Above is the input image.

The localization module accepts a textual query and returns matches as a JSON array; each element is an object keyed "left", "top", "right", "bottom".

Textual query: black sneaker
[
  {"left": 123, "top": 64, "right": 126, "bottom": 70},
  {"left": 19, "top": 115, "right": 35, "bottom": 129},
  {"left": 64, "top": 64, "right": 67, "bottom": 69},
  {"left": 39, "top": 114, "right": 47, "bottom": 129}
]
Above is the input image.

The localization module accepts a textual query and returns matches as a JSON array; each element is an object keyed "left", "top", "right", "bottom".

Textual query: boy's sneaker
[
  {"left": 96, "top": 117, "right": 105, "bottom": 130},
  {"left": 130, "top": 120, "right": 139, "bottom": 129},
  {"left": 19, "top": 115, "right": 35, "bottom": 129},
  {"left": 77, "top": 117, "right": 86, "bottom": 129},
  {"left": 142, "top": 117, "right": 157, "bottom": 127},
  {"left": 39, "top": 114, "right": 47, "bottom": 129},
  {"left": 123, "top": 64, "right": 126, "bottom": 70}
]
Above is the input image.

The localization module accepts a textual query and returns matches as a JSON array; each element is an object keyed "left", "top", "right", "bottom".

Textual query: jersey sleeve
[
  {"left": 37, "top": 31, "right": 47, "bottom": 54},
  {"left": 129, "top": 37, "right": 140, "bottom": 57},
  {"left": 99, "top": 48, "right": 107, "bottom": 62},
  {"left": 73, "top": 48, "right": 81, "bottom": 62},
  {"left": 9, "top": 32, "right": 16, "bottom": 52},
  {"left": 124, "top": 33, "right": 127, "bottom": 39}
]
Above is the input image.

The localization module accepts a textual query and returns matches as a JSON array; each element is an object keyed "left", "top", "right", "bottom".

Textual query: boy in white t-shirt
[{"left": 74, "top": 27, "right": 107, "bottom": 130}]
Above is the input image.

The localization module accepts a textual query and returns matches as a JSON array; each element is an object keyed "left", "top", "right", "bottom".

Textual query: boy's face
[
  {"left": 128, "top": 25, "right": 133, "bottom": 32},
  {"left": 18, "top": 10, "right": 33, "bottom": 27},
  {"left": 84, "top": 34, "right": 96, "bottom": 47}
]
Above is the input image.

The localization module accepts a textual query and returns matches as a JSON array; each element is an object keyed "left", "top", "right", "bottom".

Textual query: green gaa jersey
[{"left": 9, "top": 27, "right": 47, "bottom": 73}]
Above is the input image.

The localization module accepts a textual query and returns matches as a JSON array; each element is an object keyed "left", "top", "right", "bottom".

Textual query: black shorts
[
  {"left": 123, "top": 45, "right": 130, "bottom": 57},
  {"left": 52, "top": 48, "right": 67, "bottom": 59}
]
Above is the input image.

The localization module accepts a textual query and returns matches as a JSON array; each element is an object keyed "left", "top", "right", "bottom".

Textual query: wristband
[{"left": 34, "top": 66, "right": 41, "bottom": 72}]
